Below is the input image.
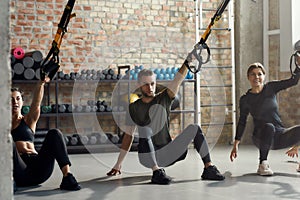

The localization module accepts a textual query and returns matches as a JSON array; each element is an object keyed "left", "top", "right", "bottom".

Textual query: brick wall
[
  {"left": 267, "top": 5, "right": 300, "bottom": 130},
  {"left": 269, "top": 58, "right": 300, "bottom": 129},
  {"left": 10, "top": 0, "right": 233, "bottom": 144}
]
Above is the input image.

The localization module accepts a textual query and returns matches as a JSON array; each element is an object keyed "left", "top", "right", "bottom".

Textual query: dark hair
[
  {"left": 11, "top": 87, "right": 24, "bottom": 100},
  {"left": 137, "top": 69, "right": 155, "bottom": 82},
  {"left": 247, "top": 62, "right": 266, "bottom": 77}
]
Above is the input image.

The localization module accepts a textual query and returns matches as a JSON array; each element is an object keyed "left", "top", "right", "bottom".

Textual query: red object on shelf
[{"left": 13, "top": 47, "right": 25, "bottom": 60}]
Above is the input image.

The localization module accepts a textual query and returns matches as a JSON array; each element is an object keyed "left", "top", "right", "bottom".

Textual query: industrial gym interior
[{"left": 1, "top": 0, "right": 300, "bottom": 199}]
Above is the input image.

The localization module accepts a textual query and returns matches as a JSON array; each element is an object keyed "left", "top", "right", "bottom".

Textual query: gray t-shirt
[{"left": 126, "top": 89, "right": 174, "bottom": 148}]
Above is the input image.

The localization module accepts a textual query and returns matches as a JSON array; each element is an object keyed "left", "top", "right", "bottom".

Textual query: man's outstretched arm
[
  {"left": 107, "top": 125, "right": 136, "bottom": 175},
  {"left": 167, "top": 61, "right": 190, "bottom": 99}
]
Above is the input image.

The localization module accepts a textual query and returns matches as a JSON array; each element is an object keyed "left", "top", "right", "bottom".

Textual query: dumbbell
[
  {"left": 105, "top": 106, "right": 112, "bottom": 112},
  {"left": 41, "top": 105, "right": 52, "bottom": 113},
  {"left": 51, "top": 104, "right": 57, "bottom": 113},
  {"left": 57, "top": 71, "right": 65, "bottom": 80},
  {"left": 91, "top": 132, "right": 108, "bottom": 144},
  {"left": 112, "top": 105, "right": 125, "bottom": 112},
  {"left": 64, "top": 73, "right": 71, "bottom": 80},
  {"left": 85, "top": 69, "right": 91, "bottom": 75},
  {"left": 102, "top": 69, "right": 109, "bottom": 75},
  {"left": 185, "top": 71, "right": 194, "bottom": 79},
  {"left": 92, "top": 105, "right": 98, "bottom": 112},
  {"left": 78, "top": 135, "right": 89, "bottom": 145},
  {"left": 87, "top": 100, "right": 95, "bottom": 106},
  {"left": 65, "top": 104, "right": 75, "bottom": 113},
  {"left": 71, "top": 134, "right": 86, "bottom": 146},
  {"left": 21, "top": 106, "right": 30, "bottom": 114},
  {"left": 67, "top": 135, "right": 78, "bottom": 146},
  {"left": 75, "top": 72, "right": 81, "bottom": 80},
  {"left": 70, "top": 72, "right": 77, "bottom": 80},
  {"left": 106, "top": 132, "right": 120, "bottom": 144},
  {"left": 88, "top": 135, "right": 98, "bottom": 145},
  {"left": 83, "top": 105, "right": 92, "bottom": 112},
  {"left": 75, "top": 105, "right": 83, "bottom": 113},
  {"left": 117, "top": 74, "right": 122, "bottom": 79},
  {"left": 96, "top": 101, "right": 106, "bottom": 112},
  {"left": 157, "top": 73, "right": 164, "bottom": 80},
  {"left": 112, "top": 74, "right": 118, "bottom": 80},
  {"left": 98, "top": 72, "right": 106, "bottom": 80},
  {"left": 58, "top": 104, "right": 66, "bottom": 113},
  {"left": 105, "top": 74, "right": 112, "bottom": 80}
]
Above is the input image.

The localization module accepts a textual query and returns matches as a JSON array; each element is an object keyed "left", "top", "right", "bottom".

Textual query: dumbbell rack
[{"left": 12, "top": 66, "right": 198, "bottom": 154}]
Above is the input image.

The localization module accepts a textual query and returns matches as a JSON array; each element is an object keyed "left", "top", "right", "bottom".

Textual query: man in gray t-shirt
[{"left": 107, "top": 63, "right": 225, "bottom": 184}]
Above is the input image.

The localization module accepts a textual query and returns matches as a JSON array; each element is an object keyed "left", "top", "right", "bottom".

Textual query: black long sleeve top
[{"left": 235, "top": 72, "right": 300, "bottom": 141}]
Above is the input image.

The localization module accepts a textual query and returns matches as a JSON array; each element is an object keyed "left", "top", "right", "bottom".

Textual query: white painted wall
[
  {"left": 280, "top": 0, "right": 300, "bottom": 71},
  {"left": 291, "top": 0, "right": 300, "bottom": 48}
]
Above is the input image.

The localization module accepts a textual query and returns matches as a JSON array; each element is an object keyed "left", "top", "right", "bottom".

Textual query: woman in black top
[
  {"left": 11, "top": 78, "right": 80, "bottom": 190},
  {"left": 230, "top": 62, "right": 300, "bottom": 176}
]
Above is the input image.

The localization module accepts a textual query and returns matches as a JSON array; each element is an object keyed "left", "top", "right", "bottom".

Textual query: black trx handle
[
  {"left": 289, "top": 40, "right": 300, "bottom": 75},
  {"left": 40, "top": 0, "right": 76, "bottom": 80},
  {"left": 290, "top": 51, "right": 300, "bottom": 75},
  {"left": 185, "top": 0, "right": 231, "bottom": 74}
]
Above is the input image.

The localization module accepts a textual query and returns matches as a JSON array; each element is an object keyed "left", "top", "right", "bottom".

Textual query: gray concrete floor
[{"left": 14, "top": 145, "right": 300, "bottom": 200}]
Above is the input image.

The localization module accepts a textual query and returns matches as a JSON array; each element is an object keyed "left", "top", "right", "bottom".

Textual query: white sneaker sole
[{"left": 257, "top": 171, "right": 274, "bottom": 176}]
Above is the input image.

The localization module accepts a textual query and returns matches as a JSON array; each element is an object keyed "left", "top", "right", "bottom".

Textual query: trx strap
[
  {"left": 290, "top": 51, "right": 300, "bottom": 75},
  {"left": 40, "top": 0, "right": 76, "bottom": 81},
  {"left": 185, "top": 0, "right": 231, "bottom": 74},
  {"left": 290, "top": 40, "right": 300, "bottom": 75}
]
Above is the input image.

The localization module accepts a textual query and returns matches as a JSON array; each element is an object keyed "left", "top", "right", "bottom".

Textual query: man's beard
[{"left": 141, "top": 90, "right": 154, "bottom": 97}]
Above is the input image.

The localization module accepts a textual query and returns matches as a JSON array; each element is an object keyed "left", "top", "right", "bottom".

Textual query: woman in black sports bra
[{"left": 11, "top": 78, "right": 80, "bottom": 191}]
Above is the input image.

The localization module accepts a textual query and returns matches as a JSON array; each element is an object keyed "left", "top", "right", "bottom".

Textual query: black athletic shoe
[
  {"left": 60, "top": 173, "right": 81, "bottom": 191},
  {"left": 151, "top": 168, "right": 172, "bottom": 185},
  {"left": 13, "top": 180, "right": 17, "bottom": 194},
  {"left": 201, "top": 165, "right": 225, "bottom": 181}
]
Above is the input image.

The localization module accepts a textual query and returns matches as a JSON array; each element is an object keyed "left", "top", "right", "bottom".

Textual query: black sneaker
[
  {"left": 151, "top": 168, "right": 172, "bottom": 185},
  {"left": 13, "top": 179, "right": 17, "bottom": 194},
  {"left": 201, "top": 165, "right": 225, "bottom": 181},
  {"left": 60, "top": 173, "right": 81, "bottom": 191}
]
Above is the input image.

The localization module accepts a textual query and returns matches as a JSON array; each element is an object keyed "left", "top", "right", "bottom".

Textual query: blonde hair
[
  {"left": 137, "top": 69, "right": 155, "bottom": 82},
  {"left": 247, "top": 62, "right": 266, "bottom": 77}
]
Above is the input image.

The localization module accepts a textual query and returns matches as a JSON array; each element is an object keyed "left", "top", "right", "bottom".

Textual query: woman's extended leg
[
  {"left": 38, "top": 129, "right": 71, "bottom": 172},
  {"left": 37, "top": 129, "right": 80, "bottom": 190},
  {"left": 272, "top": 125, "right": 300, "bottom": 149}
]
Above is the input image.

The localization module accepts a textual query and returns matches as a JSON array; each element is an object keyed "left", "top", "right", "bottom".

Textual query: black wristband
[
  {"left": 184, "top": 59, "right": 190, "bottom": 68},
  {"left": 294, "top": 66, "right": 300, "bottom": 74}
]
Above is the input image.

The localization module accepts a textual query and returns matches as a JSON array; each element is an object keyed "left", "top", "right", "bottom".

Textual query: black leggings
[
  {"left": 13, "top": 129, "right": 71, "bottom": 187},
  {"left": 253, "top": 123, "right": 300, "bottom": 163},
  {"left": 137, "top": 124, "right": 211, "bottom": 168}
]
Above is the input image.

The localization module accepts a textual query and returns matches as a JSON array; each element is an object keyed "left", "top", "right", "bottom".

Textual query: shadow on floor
[
  {"left": 15, "top": 175, "right": 153, "bottom": 199},
  {"left": 205, "top": 171, "right": 300, "bottom": 200},
  {"left": 15, "top": 172, "right": 300, "bottom": 200}
]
